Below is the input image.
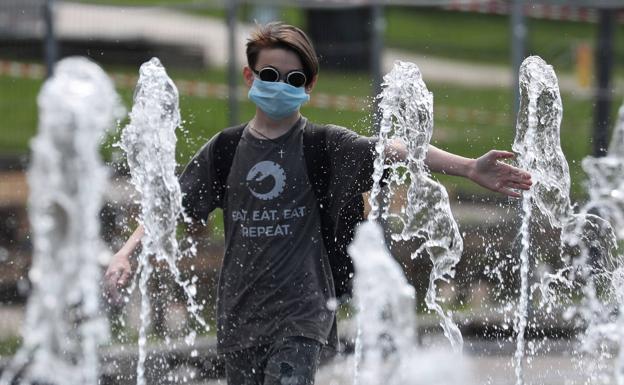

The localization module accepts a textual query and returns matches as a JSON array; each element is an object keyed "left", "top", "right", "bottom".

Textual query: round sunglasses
[{"left": 253, "top": 66, "right": 307, "bottom": 88}]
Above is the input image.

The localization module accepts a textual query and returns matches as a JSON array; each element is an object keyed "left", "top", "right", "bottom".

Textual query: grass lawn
[
  {"left": 0, "top": 336, "right": 21, "bottom": 357},
  {"left": 0, "top": 77, "right": 40, "bottom": 156},
  {"left": 0, "top": 63, "right": 608, "bottom": 199},
  {"left": 384, "top": 7, "right": 624, "bottom": 75}
]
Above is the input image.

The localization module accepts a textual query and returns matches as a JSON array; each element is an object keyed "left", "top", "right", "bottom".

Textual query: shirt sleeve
[
  {"left": 178, "top": 136, "right": 221, "bottom": 222},
  {"left": 325, "top": 124, "right": 378, "bottom": 221}
]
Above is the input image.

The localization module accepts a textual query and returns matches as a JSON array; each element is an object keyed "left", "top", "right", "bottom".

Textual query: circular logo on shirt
[{"left": 246, "top": 161, "right": 286, "bottom": 200}]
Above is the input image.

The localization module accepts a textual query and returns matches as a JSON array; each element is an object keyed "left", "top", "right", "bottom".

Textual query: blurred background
[{"left": 0, "top": 0, "right": 623, "bottom": 381}]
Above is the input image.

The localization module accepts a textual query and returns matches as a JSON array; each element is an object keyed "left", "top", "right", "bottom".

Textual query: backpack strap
[
  {"left": 302, "top": 122, "right": 330, "bottom": 199},
  {"left": 303, "top": 122, "right": 362, "bottom": 299},
  {"left": 213, "top": 124, "right": 246, "bottom": 204}
]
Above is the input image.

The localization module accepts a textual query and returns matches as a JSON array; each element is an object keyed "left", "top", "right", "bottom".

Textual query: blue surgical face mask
[{"left": 248, "top": 78, "right": 310, "bottom": 120}]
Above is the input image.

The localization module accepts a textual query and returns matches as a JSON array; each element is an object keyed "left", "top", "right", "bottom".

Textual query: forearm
[
  {"left": 104, "top": 224, "right": 144, "bottom": 296},
  {"left": 385, "top": 140, "right": 475, "bottom": 178},
  {"left": 383, "top": 138, "right": 531, "bottom": 197},
  {"left": 117, "top": 225, "right": 145, "bottom": 259},
  {"left": 424, "top": 145, "right": 475, "bottom": 178}
]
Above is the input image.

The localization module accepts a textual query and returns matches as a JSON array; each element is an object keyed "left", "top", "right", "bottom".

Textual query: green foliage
[{"left": 386, "top": 7, "right": 510, "bottom": 64}]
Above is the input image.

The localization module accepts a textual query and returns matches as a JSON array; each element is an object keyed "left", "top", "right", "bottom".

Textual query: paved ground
[
  {"left": 199, "top": 350, "right": 607, "bottom": 385},
  {"left": 2, "top": 301, "right": 616, "bottom": 384},
  {"left": 0, "top": 306, "right": 23, "bottom": 339}
]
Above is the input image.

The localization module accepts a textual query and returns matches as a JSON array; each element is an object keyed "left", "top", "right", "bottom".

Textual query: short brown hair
[{"left": 246, "top": 22, "right": 319, "bottom": 86}]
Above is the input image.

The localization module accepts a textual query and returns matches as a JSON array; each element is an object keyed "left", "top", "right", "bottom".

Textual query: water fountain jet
[
  {"left": 511, "top": 55, "right": 620, "bottom": 385},
  {"left": 0, "top": 56, "right": 123, "bottom": 385},
  {"left": 117, "top": 57, "right": 209, "bottom": 385}
]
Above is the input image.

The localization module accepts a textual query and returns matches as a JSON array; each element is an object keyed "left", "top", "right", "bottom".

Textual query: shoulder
[
  {"left": 326, "top": 125, "right": 375, "bottom": 152},
  {"left": 195, "top": 123, "right": 247, "bottom": 160},
  {"left": 215, "top": 124, "right": 246, "bottom": 147},
  {"left": 306, "top": 122, "right": 365, "bottom": 142}
]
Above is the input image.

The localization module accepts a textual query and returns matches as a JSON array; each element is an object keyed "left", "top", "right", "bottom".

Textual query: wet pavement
[{"left": 198, "top": 349, "right": 605, "bottom": 385}]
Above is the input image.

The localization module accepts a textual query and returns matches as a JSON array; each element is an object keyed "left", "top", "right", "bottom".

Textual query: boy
[{"left": 105, "top": 22, "right": 531, "bottom": 385}]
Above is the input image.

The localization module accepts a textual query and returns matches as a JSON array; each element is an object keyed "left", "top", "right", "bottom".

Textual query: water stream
[
  {"left": 368, "top": 60, "right": 464, "bottom": 351},
  {"left": 511, "top": 55, "right": 569, "bottom": 385},
  {"left": 582, "top": 101, "right": 624, "bottom": 241},
  {"left": 349, "top": 221, "right": 417, "bottom": 385},
  {"left": 118, "top": 57, "right": 208, "bottom": 385},
  {"left": 351, "top": 60, "right": 465, "bottom": 383},
  {"left": 579, "top": 100, "right": 624, "bottom": 384},
  {"left": 0, "top": 57, "right": 123, "bottom": 385},
  {"left": 511, "top": 55, "right": 620, "bottom": 385}
]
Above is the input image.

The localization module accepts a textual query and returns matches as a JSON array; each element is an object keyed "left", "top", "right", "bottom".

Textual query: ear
[
  {"left": 243, "top": 66, "right": 255, "bottom": 88},
  {"left": 305, "top": 74, "right": 318, "bottom": 94}
]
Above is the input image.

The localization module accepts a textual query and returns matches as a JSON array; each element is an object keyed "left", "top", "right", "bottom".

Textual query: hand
[
  {"left": 468, "top": 150, "right": 532, "bottom": 198},
  {"left": 103, "top": 252, "right": 133, "bottom": 308}
]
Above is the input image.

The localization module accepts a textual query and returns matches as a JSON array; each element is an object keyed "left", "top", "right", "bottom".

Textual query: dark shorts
[{"left": 223, "top": 337, "right": 322, "bottom": 385}]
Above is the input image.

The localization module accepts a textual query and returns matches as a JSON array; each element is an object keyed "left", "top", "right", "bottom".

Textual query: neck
[{"left": 250, "top": 111, "right": 300, "bottom": 139}]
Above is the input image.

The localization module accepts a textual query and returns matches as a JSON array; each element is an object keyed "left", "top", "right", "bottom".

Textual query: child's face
[{"left": 244, "top": 48, "right": 315, "bottom": 93}]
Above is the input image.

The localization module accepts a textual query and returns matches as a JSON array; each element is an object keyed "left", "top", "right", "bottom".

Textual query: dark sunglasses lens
[
  {"left": 287, "top": 71, "right": 306, "bottom": 88},
  {"left": 259, "top": 67, "right": 279, "bottom": 82}
]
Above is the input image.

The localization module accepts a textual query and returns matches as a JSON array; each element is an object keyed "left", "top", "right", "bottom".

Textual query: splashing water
[
  {"left": 511, "top": 56, "right": 619, "bottom": 385},
  {"left": 368, "top": 60, "right": 464, "bottom": 351},
  {"left": 118, "top": 57, "right": 208, "bottom": 385},
  {"left": 579, "top": 101, "right": 624, "bottom": 383},
  {"left": 0, "top": 57, "right": 123, "bottom": 385},
  {"left": 350, "top": 221, "right": 417, "bottom": 384},
  {"left": 349, "top": 221, "right": 468, "bottom": 385},
  {"left": 582, "top": 101, "right": 624, "bottom": 240},
  {"left": 511, "top": 55, "right": 568, "bottom": 385},
  {"left": 609, "top": 267, "right": 624, "bottom": 385}
]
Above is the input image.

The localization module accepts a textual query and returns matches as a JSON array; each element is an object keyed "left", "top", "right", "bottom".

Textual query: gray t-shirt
[{"left": 179, "top": 117, "right": 376, "bottom": 353}]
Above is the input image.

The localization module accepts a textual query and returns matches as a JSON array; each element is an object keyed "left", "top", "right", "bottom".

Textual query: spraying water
[
  {"left": 349, "top": 221, "right": 469, "bottom": 385},
  {"left": 349, "top": 221, "right": 417, "bottom": 384},
  {"left": 582, "top": 101, "right": 624, "bottom": 240},
  {"left": 511, "top": 55, "right": 568, "bottom": 385},
  {"left": 349, "top": 60, "right": 466, "bottom": 384},
  {"left": 579, "top": 101, "right": 624, "bottom": 383},
  {"left": 609, "top": 267, "right": 624, "bottom": 385},
  {"left": 0, "top": 57, "right": 123, "bottom": 385},
  {"left": 118, "top": 57, "right": 208, "bottom": 385},
  {"left": 511, "top": 55, "right": 619, "bottom": 385},
  {"left": 368, "top": 60, "right": 464, "bottom": 351}
]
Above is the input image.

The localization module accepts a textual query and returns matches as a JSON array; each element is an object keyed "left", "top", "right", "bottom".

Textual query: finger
[
  {"left": 491, "top": 150, "right": 516, "bottom": 159},
  {"left": 498, "top": 186, "right": 522, "bottom": 198},
  {"left": 102, "top": 278, "right": 121, "bottom": 305},
  {"left": 104, "top": 268, "right": 115, "bottom": 280},
  {"left": 507, "top": 172, "right": 532, "bottom": 184},
  {"left": 118, "top": 269, "right": 131, "bottom": 287},
  {"left": 497, "top": 163, "right": 532, "bottom": 181},
  {"left": 503, "top": 181, "right": 532, "bottom": 191},
  {"left": 107, "top": 288, "right": 121, "bottom": 306}
]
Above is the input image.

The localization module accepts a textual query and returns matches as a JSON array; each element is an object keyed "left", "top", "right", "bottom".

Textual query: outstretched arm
[
  {"left": 385, "top": 141, "right": 532, "bottom": 198},
  {"left": 425, "top": 145, "right": 532, "bottom": 198},
  {"left": 103, "top": 225, "right": 144, "bottom": 307}
]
